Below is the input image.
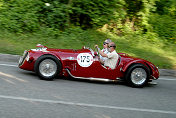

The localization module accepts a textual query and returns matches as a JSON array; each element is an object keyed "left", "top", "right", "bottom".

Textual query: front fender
[
  {"left": 42, "top": 52, "right": 65, "bottom": 70},
  {"left": 42, "top": 52, "right": 63, "bottom": 65}
]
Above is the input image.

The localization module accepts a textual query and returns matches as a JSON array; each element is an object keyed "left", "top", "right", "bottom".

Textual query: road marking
[
  {"left": 0, "top": 64, "right": 18, "bottom": 67},
  {"left": 0, "top": 72, "right": 28, "bottom": 83},
  {"left": 1, "top": 78, "right": 16, "bottom": 85},
  {"left": 159, "top": 78, "right": 176, "bottom": 81},
  {"left": 0, "top": 95, "right": 176, "bottom": 114}
]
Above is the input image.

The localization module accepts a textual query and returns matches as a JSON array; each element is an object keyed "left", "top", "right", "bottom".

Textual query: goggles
[
  {"left": 103, "top": 42, "right": 108, "bottom": 45},
  {"left": 108, "top": 46, "right": 116, "bottom": 48}
]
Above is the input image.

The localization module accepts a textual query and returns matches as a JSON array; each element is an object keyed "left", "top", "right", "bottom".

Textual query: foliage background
[{"left": 0, "top": 0, "right": 175, "bottom": 69}]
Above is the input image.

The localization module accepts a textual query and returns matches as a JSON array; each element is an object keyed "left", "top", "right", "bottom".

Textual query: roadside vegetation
[{"left": 0, "top": 0, "right": 175, "bottom": 69}]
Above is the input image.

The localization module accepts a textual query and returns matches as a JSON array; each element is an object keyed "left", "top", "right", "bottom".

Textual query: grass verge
[{"left": 0, "top": 28, "right": 175, "bottom": 69}]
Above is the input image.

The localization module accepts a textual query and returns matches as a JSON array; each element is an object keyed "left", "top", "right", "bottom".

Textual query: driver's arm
[
  {"left": 95, "top": 45, "right": 108, "bottom": 57},
  {"left": 98, "top": 49, "right": 108, "bottom": 57}
]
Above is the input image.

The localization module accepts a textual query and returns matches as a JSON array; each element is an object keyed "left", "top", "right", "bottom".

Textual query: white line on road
[
  {"left": 159, "top": 78, "right": 176, "bottom": 81},
  {"left": 0, "top": 64, "right": 18, "bottom": 67},
  {"left": 1, "top": 78, "right": 16, "bottom": 85},
  {"left": 0, "top": 95, "right": 175, "bottom": 114}
]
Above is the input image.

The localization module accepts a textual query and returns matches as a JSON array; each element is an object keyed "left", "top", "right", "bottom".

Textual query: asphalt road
[{"left": 0, "top": 61, "right": 176, "bottom": 118}]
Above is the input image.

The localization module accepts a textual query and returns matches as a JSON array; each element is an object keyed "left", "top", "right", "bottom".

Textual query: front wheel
[
  {"left": 125, "top": 64, "right": 150, "bottom": 88},
  {"left": 35, "top": 55, "right": 61, "bottom": 80}
]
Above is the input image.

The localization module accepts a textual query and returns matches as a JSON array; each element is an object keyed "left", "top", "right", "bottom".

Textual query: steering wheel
[
  {"left": 94, "top": 47, "right": 100, "bottom": 58},
  {"left": 83, "top": 46, "right": 100, "bottom": 58}
]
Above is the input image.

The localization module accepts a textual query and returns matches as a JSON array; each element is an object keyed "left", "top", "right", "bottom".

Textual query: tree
[{"left": 155, "top": 0, "right": 176, "bottom": 17}]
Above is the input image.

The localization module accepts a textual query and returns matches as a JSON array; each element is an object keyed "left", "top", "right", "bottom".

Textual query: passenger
[
  {"left": 95, "top": 42, "right": 119, "bottom": 69},
  {"left": 100, "top": 39, "right": 112, "bottom": 63}
]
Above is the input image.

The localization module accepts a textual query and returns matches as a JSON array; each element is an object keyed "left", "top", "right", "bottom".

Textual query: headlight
[{"left": 18, "top": 51, "right": 29, "bottom": 66}]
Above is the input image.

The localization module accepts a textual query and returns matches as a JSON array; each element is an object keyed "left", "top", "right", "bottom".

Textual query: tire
[
  {"left": 34, "top": 55, "right": 61, "bottom": 81},
  {"left": 125, "top": 64, "right": 150, "bottom": 88}
]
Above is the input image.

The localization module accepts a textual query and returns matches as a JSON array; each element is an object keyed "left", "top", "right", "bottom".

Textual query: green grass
[{"left": 0, "top": 29, "right": 175, "bottom": 69}]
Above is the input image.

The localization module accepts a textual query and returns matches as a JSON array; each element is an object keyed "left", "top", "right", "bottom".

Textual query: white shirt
[
  {"left": 100, "top": 48, "right": 109, "bottom": 62},
  {"left": 104, "top": 50, "right": 119, "bottom": 69}
]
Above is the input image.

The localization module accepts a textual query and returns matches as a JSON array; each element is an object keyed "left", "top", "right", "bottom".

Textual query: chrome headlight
[{"left": 18, "top": 51, "right": 29, "bottom": 66}]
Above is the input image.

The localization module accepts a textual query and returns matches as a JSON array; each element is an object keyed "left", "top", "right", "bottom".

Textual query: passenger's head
[
  {"left": 103, "top": 39, "right": 112, "bottom": 48},
  {"left": 108, "top": 42, "right": 116, "bottom": 52}
]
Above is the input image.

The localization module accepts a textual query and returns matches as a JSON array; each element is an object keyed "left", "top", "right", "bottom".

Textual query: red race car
[{"left": 19, "top": 44, "right": 159, "bottom": 87}]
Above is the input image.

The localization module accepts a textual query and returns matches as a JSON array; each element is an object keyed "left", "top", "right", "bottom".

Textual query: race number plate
[{"left": 77, "top": 53, "right": 93, "bottom": 67}]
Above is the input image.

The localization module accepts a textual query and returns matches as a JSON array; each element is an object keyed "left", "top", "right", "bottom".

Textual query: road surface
[{"left": 0, "top": 61, "right": 176, "bottom": 118}]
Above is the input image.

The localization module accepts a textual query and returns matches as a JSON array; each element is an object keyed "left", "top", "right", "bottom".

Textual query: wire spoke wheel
[
  {"left": 39, "top": 59, "right": 57, "bottom": 77},
  {"left": 131, "top": 68, "right": 147, "bottom": 85},
  {"left": 125, "top": 64, "right": 150, "bottom": 87}
]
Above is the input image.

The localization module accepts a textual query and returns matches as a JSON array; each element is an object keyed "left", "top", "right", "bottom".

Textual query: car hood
[
  {"left": 47, "top": 48, "right": 91, "bottom": 53},
  {"left": 47, "top": 48, "right": 75, "bottom": 53}
]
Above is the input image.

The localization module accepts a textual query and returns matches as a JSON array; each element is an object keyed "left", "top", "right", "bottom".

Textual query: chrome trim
[
  {"left": 66, "top": 68, "right": 117, "bottom": 82},
  {"left": 66, "top": 57, "right": 74, "bottom": 60},
  {"left": 31, "top": 48, "right": 48, "bottom": 52}
]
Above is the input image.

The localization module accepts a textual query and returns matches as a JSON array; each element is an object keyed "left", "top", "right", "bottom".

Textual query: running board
[{"left": 65, "top": 69, "right": 118, "bottom": 82}]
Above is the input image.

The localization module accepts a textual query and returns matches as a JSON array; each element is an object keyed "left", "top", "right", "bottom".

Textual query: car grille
[{"left": 19, "top": 51, "right": 29, "bottom": 67}]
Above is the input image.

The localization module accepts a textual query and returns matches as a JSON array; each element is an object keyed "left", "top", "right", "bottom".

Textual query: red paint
[{"left": 19, "top": 46, "right": 159, "bottom": 80}]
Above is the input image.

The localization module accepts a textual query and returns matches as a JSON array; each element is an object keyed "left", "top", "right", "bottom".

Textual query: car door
[{"left": 70, "top": 52, "right": 121, "bottom": 80}]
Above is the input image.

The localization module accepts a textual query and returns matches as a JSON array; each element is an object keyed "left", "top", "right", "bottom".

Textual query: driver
[
  {"left": 95, "top": 42, "right": 119, "bottom": 69},
  {"left": 100, "top": 39, "right": 112, "bottom": 63}
]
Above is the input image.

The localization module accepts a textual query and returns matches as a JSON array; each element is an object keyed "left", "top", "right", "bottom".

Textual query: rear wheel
[
  {"left": 35, "top": 55, "right": 61, "bottom": 80},
  {"left": 125, "top": 64, "right": 150, "bottom": 87}
]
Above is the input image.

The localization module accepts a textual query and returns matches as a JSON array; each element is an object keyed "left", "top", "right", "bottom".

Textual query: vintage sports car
[{"left": 19, "top": 44, "right": 159, "bottom": 87}]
